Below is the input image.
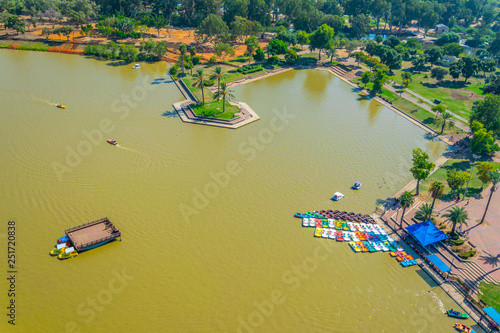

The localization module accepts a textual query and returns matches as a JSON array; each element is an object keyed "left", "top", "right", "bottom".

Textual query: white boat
[
  {"left": 360, "top": 223, "right": 369, "bottom": 231},
  {"left": 352, "top": 223, "right": 361, "bottom": 231},
  {"left": 352, "top": 181, "right": 362, "bottom": 190},
  {"left": 132, "top": 64, "right": 140, "bottom": 69},
  {"left": 328, "top": 219, "right": 336, "bottom": 228},
  {"left": 347, "top": 222, "right": 355, "bottom": 231},
  {"left": 308, "top": 219, "right": 316, "bottom": 227},
  {"left": 371, "top": 241, "right": 382, "bottom": 252},
  {"left": 343, "top": 231, "right": 351, "bottom": 241},
  {"left": 302, "top": 218, "right": 309, "bottom": 227},
  {"left": 331, "top": 192, "right": 344, "bottom": 201},
  {"left": 350, "top": 232, "right": 360, "bottom": 242},
  {"left": 328, "top": 229, "right": 336, "bottom": 239}
]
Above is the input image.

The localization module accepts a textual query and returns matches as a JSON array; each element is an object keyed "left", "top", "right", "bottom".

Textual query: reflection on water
[{"left": 0, "top": 50, "right": 476, "bottom": 333}]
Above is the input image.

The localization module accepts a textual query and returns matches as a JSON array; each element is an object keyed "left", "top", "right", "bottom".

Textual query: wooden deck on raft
[{"left": 65, "top": 217, "right": 120, "bottom": 251}]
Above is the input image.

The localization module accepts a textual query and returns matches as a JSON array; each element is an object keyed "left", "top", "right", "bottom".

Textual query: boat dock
[{"left": 65, "top": 217, "right": 120, "bottom": 251}]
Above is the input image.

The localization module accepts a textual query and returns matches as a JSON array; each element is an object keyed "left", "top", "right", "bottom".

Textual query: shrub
[
  {"left": 237, "top": 64, "right": 263, "bottom": 74},
  {"left": 451, "top": 234, "right": 460, "bottom": 240},
  {"left": 459, "top": 250, "right": 476, "bottom": 259},
  {"left": 192, "top": 55, "right": 201, "bottom": 66},
  {"left": 451, "top": 239, "right": 465, "bottom": 246},
  {"left": 452, "top": 247, "right": 461, "bottom": 252},
  {"left": 169, "top": 64, "right": 179, "bottom": 75},
  {"left": 208, "top": 56, "right": 217, "bottom": 64},
  {"left": 268, "top": 55, "right": 280, "bottom": 65}
]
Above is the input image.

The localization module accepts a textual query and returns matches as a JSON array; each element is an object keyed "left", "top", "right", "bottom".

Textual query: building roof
[
  {"left": 427, "top": 254, "right": 451, "bottom": 272},
  {"left": 405, "top": 221, "right": 450, "bottom": 247},
  {"left": 436, "top": 23, "right": 449, "bottom": 28},
  {"left": 484, "top": 307, "right": 500, "bottom": 325}
]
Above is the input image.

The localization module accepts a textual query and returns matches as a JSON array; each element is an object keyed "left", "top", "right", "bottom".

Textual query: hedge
[
  {"left": 451, "top": 239, "right": 465, "bottom": 246},
  {"left": 459, "top": 250, "right": 476, "bottom": 259}
]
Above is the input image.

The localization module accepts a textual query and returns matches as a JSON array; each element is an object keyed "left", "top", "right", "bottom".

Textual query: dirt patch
[{"left": 450, "top": 91, "right": 475, "bottom": 101}]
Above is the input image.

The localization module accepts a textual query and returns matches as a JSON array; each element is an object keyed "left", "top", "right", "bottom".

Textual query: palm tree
[
  {"left": 399, "top": 191, "right": 415, "bottom": 229},
  {"left": 442, "top": 206, "right": 469, "bottom": 235},
  {"left": 209, "top": 67, "right": 226, "bottom": 100},
  {"left": 414, "top": 203, "right": 433, "bottom": 222},
  {"left": 480, "top": 171, "right": 500, "bottom": 224},
  {"left": 434, "top": 111, "right": 454, "bottom": 134},
  {"left": 179, "top": 44, "right": 187, "bottom": 75},
  {"left": 429, "top": 181, "right": 445, "bottom": 213},
  {"left": 212, "top": 83, "right": 235, "bottom": 113},
  {"left": 189, "top": 46, "right": 196, "bottom": 75},
  {"left": 401, "top": 72, "right": 412, "bottom": 97},
  {"left": 192, "top": 68, "right": 206, "bottom": 105}
]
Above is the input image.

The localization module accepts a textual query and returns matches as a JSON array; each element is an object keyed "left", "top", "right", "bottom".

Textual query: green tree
[
  {"left": 449, "top": 62, "right": 462, "bottom": 81},
  {"left": 371, "top": 70, "right": 387, "bottom": 94},
  {"left": 476, "top": 162, "right": 494, "bottom": 188},
  {"left": 245, "top": 35, "right": 258, "bottom": 65},
  {"left": 480, "top": 171, "right": 500, "bottom": 224},
  {"left": 68, "top": 10, "right": 86, "bottom": 27},
  {"left": 60, "top": 26, "right": 74, "bottom": 41},
  {"left": 361, "top": 71, "right": 371, "bottom": 87},
  {"left": 192, "top": 68, "right": 207, "bottom": 105},
  {"left": 352, "top": 51, "right": 366, "bottom": 66},
  {"left": 214, "top": 43, "right": 235, "bottom": 62},
  {"left": 210, "top": 67, "right": 227, "bottom": 101},
  {"left": 411, "top": 55, "right": 427, "bottom": 73},
  {"left": 189, "top": 46, "right": 197, "bottom": 75},
  {"left": 309, "top": 23, "right": 334, "bottom": 60},
  {"left": 150, "top": 15, "right": 167, "bottom": 38},
  {"left": 431, "top": 67, "right": 448, "bottom": 82},
  {"left": 459, "top": 56, "right": 479, "bottom": 83},
  {"left": 410, "top": 148, "right": 436, "bottom": 195},
  {"left": 446, "top": 169, "right": 470, "bottom": 197},
  {"left": 212, "top": 82, "right": 235, "bottom": 113},
  {"left": 443, "top": 42, "right": 464, "bottom": 57},
  {"left": 285, "top": 49, "right": 298, "bottom": 64},
  {"left": 442, "top": 206, "right": 469, "bottom": 235},
  {"left": 296, "top": 30, "right": 309, "bottom": 50},
  {"left": 179, "top": 44, "right": 187, "bottom": 75},
  {"left": 118, "top": 44, "right": 138, "bottom": 62},
  {"left": 154, "top": 42, "right": 168, "bottom": 60},
  {"left": 253, "top": 46, "right": 265, "bottom": 62},
  {"left": 196, "top": 14, "right": 229, "bottom": 44},
  {"left": 469, "top": 121, "right": 500, "bottom": 155},
  {"left": 470, "top": 95, "right": 500, "bottom": 136},
  {"left": 349, "top": 14, "right": 370, "bottom": 39},
  {"left": 42, "top": 27, "right": 51, "bottom": 39},
  {"left": 425, "top": 47, "right": 443, "bottom": 68},
  {"left": 429, "top": 181, "right": 445, "bottom": 213},
  {"left": 268, "top": 38, "right": 288, "bottom": 55},
  {"left": 401, "top": 71, "right": 412, "bottom": 96},
  {"left": 399, "top": 191, "right": 415, "bottom": 229},
  {"left": 414, "top": 203, "right": 433, "bottom": 222},
  {"left": 325, "top": 43, "right": 338, "bottom": 62}
]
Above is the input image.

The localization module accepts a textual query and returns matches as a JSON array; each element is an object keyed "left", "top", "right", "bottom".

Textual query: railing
[
  {"left": 65, "top": 217, "right": 109, "bottom": 233},
  {"left": 78, "top": 232, "right": 120, "bottom": 250}
]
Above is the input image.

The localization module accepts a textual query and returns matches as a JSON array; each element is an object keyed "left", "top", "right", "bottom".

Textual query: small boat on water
[
  {"left": 454, "top": 323, "right": 475, "bottom": 333},
  {"left": 56, "top": 104, "right": 66, "bottom": 109},
  {"left": 132, "top": 64, "right": 140, "bottom": 69},
  {"left": 331, "top": 192, "right": 344, "bottom": 201},
  {"left": 349, "top": 241, "right": 361, "bottom": 253},
  {"left": 107, "top": 139, "right": 118, "bottom": 145},
  {"left": 50, "top": 243, "right": 68, "bottom": 256},
  {"left": 58, "top": 246, "right": 78, "bottom": 260},
  {"left": 352, "top": 181, "right": 362, "bottom": 190},
  {"left": 447, "top": 310, "right": 469, "bottom": 319}
]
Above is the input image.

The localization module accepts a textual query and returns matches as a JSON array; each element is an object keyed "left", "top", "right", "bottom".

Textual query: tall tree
[
  {"left": 309, "top": 23, "right": 334, "bottom": 60},
  {"left": 209, "top": 67, "right": 226, "bottom": 100},
  {"left": 189, "top": 46, "right": 197, "bottom": 75},
  {"left": 401, "top": 71, "right": 412, "bottom": 96},
  {"left": 429, "top": 181, "right": 445, "bottom": 213},
  {"left": 410, "top": 148, "right": 436, "bottom": 195},
  {"left": 443, "top": 206, "right": 469, "bottom": 235},
  {"left": 458, "top": 56, "right": 479, "bottom": 83},
  {"left": 399, "top": 191, "right": 415, "bottom": 229},
  {"left": 480, "top": 171, "right": 500, "bottom": 224},
  {"left": 212, "top": 82, "right": 234, "bottom": 113},
  {"left": 414, "top": 203, "right": 433, "bottom": 222},
  {"left": 192, "top": 68, "right": 207, "bottom": 105},
  {"left": 469, "top": 121, "right": 500, "bottom": 155},
  {"left": 434, "top": 110, "right": 454, "bottom": 134},
  {"left": 179, "top": 44, "right": 187, "bottom": 75},
  {"left": 476, "top": 162, "right": 494, "bottom": 189},
  {"left": 447, "top": 169, "right": 469, "bottom": 198},
  {"left": 470, "top": 95, "right": 500, "bottom": 136},
  {"left": 244, "top": 35, "right": 258, "bottom": 65}
]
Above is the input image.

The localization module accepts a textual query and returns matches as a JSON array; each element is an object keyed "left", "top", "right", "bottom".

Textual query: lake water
[{"left": 0, "top": 50, "right": 481, "bottom": 332}]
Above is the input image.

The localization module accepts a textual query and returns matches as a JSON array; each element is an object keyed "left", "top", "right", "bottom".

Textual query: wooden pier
[{"left": 65, "top": 217, "right": 120, "bottom": 251}]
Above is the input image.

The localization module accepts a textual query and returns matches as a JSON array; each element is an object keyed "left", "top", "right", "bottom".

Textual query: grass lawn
[
  {"left": 355, "top": 79, "right": 464, "bottom": 135},
  {"left": 417, "top": 158, "right": 500, "bottom": 200},
  {"left": 190, "top": 100, "right": 239, "bottom": 120},
  {"left": 389, "top": 63, "right": 487, "bottom": 120},
  {"left": 479, "top": 282, "right": 500, "bottom": 313}
]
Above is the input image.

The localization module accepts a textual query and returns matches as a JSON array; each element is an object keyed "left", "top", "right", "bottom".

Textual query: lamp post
[{"left": 463, "top": 154, "right": 480, "bottom": 199}]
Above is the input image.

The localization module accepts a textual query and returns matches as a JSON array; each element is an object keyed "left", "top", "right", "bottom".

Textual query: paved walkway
[{"left": 434, "top": 184, "right": 500, "bottom": 280}]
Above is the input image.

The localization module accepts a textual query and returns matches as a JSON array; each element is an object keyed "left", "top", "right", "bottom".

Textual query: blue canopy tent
[
  {"left": 483, "top": 307, "right": 500, "bottom": 329},
  {"left": 405, "top": 221, "right": 450, "bottom": 249},
  {"left": 426, "top": 254, "right": 451, "bottom": 273}
]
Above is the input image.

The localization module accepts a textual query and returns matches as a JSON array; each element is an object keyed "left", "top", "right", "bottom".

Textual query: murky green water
[{"left": 0, "top": 50, "right": 482, "bottom": 332}]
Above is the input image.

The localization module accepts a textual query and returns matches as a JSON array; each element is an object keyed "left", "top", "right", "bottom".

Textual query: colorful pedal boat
[
  {"left": 349, "top": 241, "right": 361, "bottom": 252},
  {"left": 314, "top": 228, "right": 323, "bottom": 237},
  {"left": 356, "top": 242, "right": 369, "bottom": 252},
  {"left": 336, "top": 231, "right": 344, "bottom": 241},
  {"left": 454, "top": 323, "right": 475, "bottom": 333},
  {"left": 447, "top": 310, "right": 469, "bottom": 319},
  {"left": 341, "top": 222, "right": 349, "bottom": 231},
  {"left": 107, "top": 139, "right": 118, "bottom": 145},
  {"left": 335, "top": 221, "right": 342, "bottom": 230},
  {"left": 58, "top": 247, "right": 78, "bottom": 260}
]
